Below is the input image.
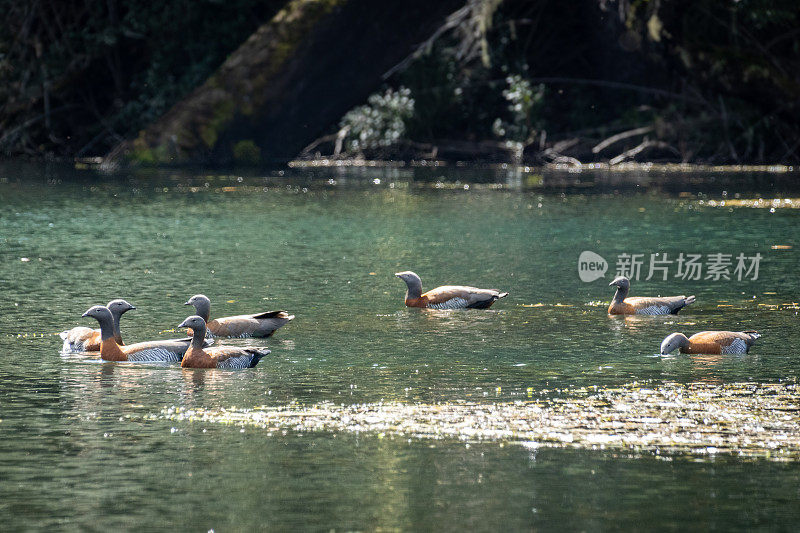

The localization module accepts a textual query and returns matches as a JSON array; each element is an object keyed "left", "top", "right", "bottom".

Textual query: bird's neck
[
  {"left": 678, "top": 334, "right": 691, "bottom": 353},
  {"left": 111, "top": 312, "right": 124, "bottom": 344},
  {"left": 96, "top": 314, "right": 116, "bottom": 341},
  {"left": 404, "top": 279, "right": 422, "bottom": 300},
  {"left": 612, "top": 286, "right": 628, "bottom": 303},
  {"left": 195, "top": 302, "right": 210, "bottom": 322},
  {"left": 191, "top": 325, "right": 207, "bottom": 348}
]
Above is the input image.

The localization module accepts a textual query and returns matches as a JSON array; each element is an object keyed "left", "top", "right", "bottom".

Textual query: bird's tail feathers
[
  {"left": 253, "top": 310, "right": 292, "bottom": 320},
  {"left": 684, "top": 295, "right": 696, "bottom": 306},
  {"left": 248, "top": 348, "right": 271, "bottom": 368}
]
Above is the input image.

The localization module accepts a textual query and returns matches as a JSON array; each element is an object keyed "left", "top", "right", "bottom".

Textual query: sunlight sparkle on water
[{"left": 148, "top": 381, "right": 800, "bottom": 461}]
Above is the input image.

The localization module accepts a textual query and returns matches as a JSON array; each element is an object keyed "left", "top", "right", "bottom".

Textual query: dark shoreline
[{"left": 1, "top": 159, "right": 798, "bottom": 198}]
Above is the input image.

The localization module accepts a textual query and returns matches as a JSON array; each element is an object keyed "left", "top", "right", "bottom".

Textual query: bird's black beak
[
  {"left": 178, "top": 319, "right": 190, "bottom": 328},
  {"left": 129, "top": 306, "right": 136, "bottom": 310},
  {"left": 81, "top": 311, "right": 90, "bottom": 317},
  {"left": 608, "top": 280, "right": 617, "bottom": 286},
  {"left": 184, "top": 301, "right": 192, "bottom": 306}
]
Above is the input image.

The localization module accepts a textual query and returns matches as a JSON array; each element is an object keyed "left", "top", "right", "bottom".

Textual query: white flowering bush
[
  {"left": 340, "top": 87, "right": 415, "bottom": 152},
  {"left": 492, "top": 75, "right": 544, "bottom": 145}
]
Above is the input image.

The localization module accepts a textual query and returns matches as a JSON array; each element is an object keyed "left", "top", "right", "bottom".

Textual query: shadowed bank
[{"left": 2, "top": 1, "right": 799, "bottom": 167}]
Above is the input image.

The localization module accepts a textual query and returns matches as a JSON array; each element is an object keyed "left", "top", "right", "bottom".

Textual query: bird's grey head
[
  {"left": 660, "top": 332, "right": 689, "bottom": 355},
  {"left": 185, "top": 294, "right": 210, "bottom": 307},
  {"left": 185, "top": 294, "right": 211, "bottom": 318},
  {"left": 107, "top": 299, "right": 136, "bottom": 315},
  {"left": 609, "top": 276, "right": 630, "bottom": 290},
  {"left": 178, "top": 315, "right": 206, "bottom": 330},
  {"left": 395, "top": 271, "right": 421, "bottom": 284},
  {"left": 396, "top": 271, "right": 423, "bottom": 298},
  {"left": 82, "top": 305, "right": 112, "bottom": 322}
]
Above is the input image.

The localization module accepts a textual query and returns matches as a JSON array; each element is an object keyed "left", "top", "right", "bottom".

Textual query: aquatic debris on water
[
  {"left": 702, "top": 198, "right": 800, "bottom": 209},
  {"left": 147, "top": 381, "right": 800, "bottom": 461}
]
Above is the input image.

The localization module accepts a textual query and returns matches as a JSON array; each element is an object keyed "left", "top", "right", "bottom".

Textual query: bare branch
[
  {"left": 528, "top": 77, "right": 703, "bottom": 104},
  {"left": 592, "top": 125, "right": 654, "bottom": 153},
  {"left": 609, "top": 139, "right": 677, "bottom": 165}
]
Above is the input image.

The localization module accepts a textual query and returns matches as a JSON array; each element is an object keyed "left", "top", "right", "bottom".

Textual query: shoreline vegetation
[
  {"left": 68, "top": 156, "right": 797, "bottom": 175},
  {"left": 2, "top": 0, "right": 799, "bottom": 169}
]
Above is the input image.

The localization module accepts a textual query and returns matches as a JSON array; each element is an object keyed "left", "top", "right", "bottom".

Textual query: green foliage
[
  {"left": 491, "top": 75, "right": 544, "bottom": 145},
  {"left": 610, "top": 0, "right": 800, "bottom": 162},
  {"left": 340, "top": 87, "right": 415, "bottom": 152},
  {"left": 232, "top": 140, "right": 261, "bottom": 164},
  {"left": 394, "top": 0, "right": 598, "bottom": 154},
  {"left": 3, "top": 0, "right": 800, "bottom": 164},
  {"left": 0, "top": 0, "right": 283, "bottom": 157},
  {"left": 387, "top": 0, "right": 800, "bottom": 163}
]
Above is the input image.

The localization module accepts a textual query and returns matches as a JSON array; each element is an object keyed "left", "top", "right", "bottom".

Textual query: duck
[
  {"left": 81, "top": 305, "right": 195, "bottom": 363},
  {"left": 184, "top": 294, "right": 294, "bottom": 338},
  {"left": 607, "top": 276, "right": 695, "bottom": 315},
  {"left": 60, "top": 299, "right": 135, "bottom": 352},
  {"left": 177, "top": 316, "right": 271, "bottom": 369},
  {"left": 660, "top": 331, "right": 761, "bottom": 355},
  {"left": 395, "top": 271, "right": 508, "bottom": 309}
]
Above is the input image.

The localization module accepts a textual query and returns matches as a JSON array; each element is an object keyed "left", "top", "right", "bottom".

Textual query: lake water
[{"left": 1, "top": 162, "right": 799, "bottom": 530}]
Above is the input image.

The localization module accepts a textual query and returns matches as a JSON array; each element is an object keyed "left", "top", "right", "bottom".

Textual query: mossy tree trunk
[{"left": 106, "top": 0, "right": 464, "bottom": 167}]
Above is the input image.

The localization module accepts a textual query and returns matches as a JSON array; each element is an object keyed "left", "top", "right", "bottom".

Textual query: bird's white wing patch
[
  {"left": 428, "top": 297, "right": 469, "bottom": 310},
  {"left": 722, "top": 338, "right": 748, "bottom": 354},
  {"left": 635, "top": 305, "right": 672, "bottom": 316},
  {"left": 61, "top": 340, "right": 85, "bottom": 353},
  {"left": 127, "top": 347, "right": 181, "bottom": 363},
  {"left": 217, "top": 355, "right": 252, "bottom": 369}
]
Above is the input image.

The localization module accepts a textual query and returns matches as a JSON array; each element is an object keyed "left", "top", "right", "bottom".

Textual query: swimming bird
[
  {"left": 60, "top": 299, "right": 135, "bottom": 352},
  {"left": 607, "top": 276, "right": 695, "bottom": 315},
  {"left": 81, "top": 305, "right": 194, "bottom": 362},
  {"left": 184, "top": 294, "right": 294, "bottom": 338},
  {"left": 660, "top": 331, "right": 761, "bottom": 355},
  {"left": 183, "top": 294, "right": 294, "bottom": 339},
  {"left": 178, "top": 316, "right": 271, "bottom": 369},
  {"left": 395, "top": 271, "right": 508, "bottom": 309}
]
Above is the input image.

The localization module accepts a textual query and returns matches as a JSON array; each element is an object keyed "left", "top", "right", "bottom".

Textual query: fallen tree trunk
[{"left": 104, "top": 0, "right": 464, "bottom": 168}]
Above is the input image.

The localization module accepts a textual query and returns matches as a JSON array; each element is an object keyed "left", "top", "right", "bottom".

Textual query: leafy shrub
[
  {"left": 232, "top": 140, "right": 261, "bottom": 164},
  {"left": 340, "top": 87, "right": 415, "bottom": 153},
  {"left": 0, "top": 0, "right": 283, "bottom": 157},
  {"left": 492, "top": 74, "right": 544, "bottom": 144}
]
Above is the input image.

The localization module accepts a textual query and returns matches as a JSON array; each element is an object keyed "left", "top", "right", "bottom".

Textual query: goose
[
  {"left": 81, "top": 305, "right": 194, "bottom": 363},
  {"left": 184, "top": 294, "right": 294, "bottom": 338},
  {"left": 60, "top": 299, "right": 135, "bottom": 352},
  {"left": 178, "top": 316, "right": 271, "bottom": 369},
  {"left": 395, "top": 271, "right": 508, "bottom": 309},
  {"left": 660, "top": 331, "right": 761, "bottom": 355},
  {"left": 608, "top": 276, "right": 695, "bottom": 315}
]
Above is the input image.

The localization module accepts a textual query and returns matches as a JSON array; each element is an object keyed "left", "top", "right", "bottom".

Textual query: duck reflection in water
[
  {"left": 688, "top": 353, "right": 726, "bottom": 385},
  {"left": 179, "top": 365, "right": 237, "bottom": 403},
  {"left": 607, "top": 314, "right": 684, "bottom": 335},
  {"left": 395, "top": 306, "right": 499, "bottom": 333}
]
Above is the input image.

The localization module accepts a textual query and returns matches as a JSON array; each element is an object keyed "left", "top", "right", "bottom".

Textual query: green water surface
[{"left": 0, "top": 164, "right": 798, "bottom": 530}]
